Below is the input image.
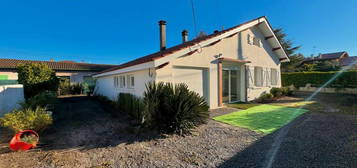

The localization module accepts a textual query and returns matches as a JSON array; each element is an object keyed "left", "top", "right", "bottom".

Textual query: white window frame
[
  {"left": 253, "top": 37, "right": 261, "bottom": 47},
  {"left": 113, "top": 76, "right": 119, "bottom": 88},
  {"left": 127, "top": 75, "right": 134, "bottom": 88},
  {"left": 271, "top": 68, "right": 278, "bottom": 86},
  {"left": 254, "top": 66, "right": 263, "bottom": 87},
  {"left": 119, "top": 76, "right": 126, "bottom": 88}
]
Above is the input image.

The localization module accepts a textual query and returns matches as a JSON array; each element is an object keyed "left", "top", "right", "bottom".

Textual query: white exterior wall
[
  {"left": 156, "top": 32, "right": 245, "bottom": 109},
  {"left": 94, "top": 69, "right": 154, "bottom": 100},
  {"left": 0, "top": 84, "right": 25, "bottom": 116},
  {"left": 95, "top": 25, "right": 283, "bottom": 109},
  {"left": 241, "top": 27, "right": 281, "bottom": 101}
]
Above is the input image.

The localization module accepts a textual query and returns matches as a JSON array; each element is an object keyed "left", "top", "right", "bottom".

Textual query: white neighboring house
[{"left": 93, "top": 16, "right": 289, "bottom": 109}]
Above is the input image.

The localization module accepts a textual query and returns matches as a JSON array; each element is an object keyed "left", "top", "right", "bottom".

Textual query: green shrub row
[
  {"left": 282, "top": 71, "right": 357, "bottom": 88},
  {"left": 256, "top": 87, "right": 293, "bottom": 103}
]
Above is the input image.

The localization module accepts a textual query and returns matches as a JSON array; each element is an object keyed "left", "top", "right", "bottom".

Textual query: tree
[
  {"left": 274, "top": 28, "right": 302, "bottom": 72},
  {"left": 17, "top": 63, "right": 59, "bottom": 99},
  {"left": 274, "top": 28, "right": 300, "bottom": 56}
]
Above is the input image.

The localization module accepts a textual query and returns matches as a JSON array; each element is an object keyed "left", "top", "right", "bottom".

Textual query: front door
[{"left": 222, "top": 69, "right": 240, "bottom": 103}]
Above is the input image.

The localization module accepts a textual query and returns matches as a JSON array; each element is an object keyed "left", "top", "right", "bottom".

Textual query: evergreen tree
[{"left": 274, "top": 28, "right": 302, "bottom": 72}]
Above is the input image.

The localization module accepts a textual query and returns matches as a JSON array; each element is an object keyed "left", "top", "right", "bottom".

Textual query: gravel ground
[
  {"left": 0, "top": 96, "right": 262, "bottom": 168},
  {"left": 1, "top": 93, "right": 356, "bottom": 168}
]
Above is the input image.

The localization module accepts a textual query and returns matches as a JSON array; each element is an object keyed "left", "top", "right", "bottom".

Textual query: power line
[{"left": 190, "top": 0, "right": 198, "bottom": 36}]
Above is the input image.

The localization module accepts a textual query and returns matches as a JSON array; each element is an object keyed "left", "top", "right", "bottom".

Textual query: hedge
[{"left": 281, "top": 71, "right": 357, "bottom": 88}]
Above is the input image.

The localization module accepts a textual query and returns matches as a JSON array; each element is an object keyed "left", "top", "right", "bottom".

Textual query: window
[
  {"left": 119, "top": 76, "right": 126, "bottom": 88},
  {"left": 254, "top": 67, "right": 263, "bottom": 87},
  {"left": 271, "top": 68, "right": 278, "bottom": 85},
  {"left": 127, "top": 75, "right": 134, "bottom": 88},
  {"left": 247, "top": 34, "right": 253, "bottom": 45},
  {"left": 113, "top": 76, "right": 119, "bottom": 88},
  {"left": 253, "top": 37, "right": 261, "bottom": 47}
]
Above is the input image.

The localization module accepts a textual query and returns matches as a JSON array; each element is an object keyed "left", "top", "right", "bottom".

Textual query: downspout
[{"left": 245, "top": 65, "right": 248, "bottom": 102}]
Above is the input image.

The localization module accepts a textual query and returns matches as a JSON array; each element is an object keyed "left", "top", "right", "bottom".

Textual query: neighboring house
[
  {"left": 93, "top": 16, "right": 289, "bottom": 109},
  {"left": 0, "top": 59, "right": 116, "bottom": 83},
  {"left": 302, "top": 51, "right": 357, "bottom": 67},
  {"left": 340, "top": 56, "right": 357, "bottom": 68}
]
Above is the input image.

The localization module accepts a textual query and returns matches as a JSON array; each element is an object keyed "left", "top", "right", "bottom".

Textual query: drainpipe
[{"left": 218, "top": 61, "right": 223, "bottom": 107}]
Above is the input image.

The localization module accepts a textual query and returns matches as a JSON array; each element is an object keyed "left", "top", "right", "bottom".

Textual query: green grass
[
  {"left": 227, "top": 103, "right": 260, "bottom": 109},
  {"left": 214, "top": 105, "right": 308, "bottom": 134}
]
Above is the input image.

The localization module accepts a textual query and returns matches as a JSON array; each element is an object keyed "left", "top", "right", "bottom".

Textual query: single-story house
[
  {"left": 93, "top": 16, "right": 289, "bottom": 109},
  {"left": 0, "top": 59, "right": 116, "bottom": 83},
  {"left": 302, "top": 51, "right": 357, "bottom": 67}
]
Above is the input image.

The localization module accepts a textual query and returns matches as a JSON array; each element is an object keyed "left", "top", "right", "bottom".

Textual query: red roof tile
[{"left": 0, "top": 59, "right": 116, "bottom": 72}]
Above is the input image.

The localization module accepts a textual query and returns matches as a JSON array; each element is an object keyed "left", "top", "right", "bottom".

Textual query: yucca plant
[{"left": 144, "top": 82, "right": 209, "bottom": 135}]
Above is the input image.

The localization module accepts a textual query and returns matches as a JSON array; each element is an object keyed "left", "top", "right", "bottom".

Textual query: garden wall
[{"left": 0, "top": 84, "right": 24, "bottom": 116}]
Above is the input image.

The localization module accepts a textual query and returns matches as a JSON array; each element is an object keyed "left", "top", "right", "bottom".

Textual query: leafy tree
[
  {"left": 315, "top": 60, "right": 341, "bottom": 72},
  {"left": 17, "top": 63, "right": 59, "bottom": 99},
  {"left": 274, "top": 28, "right": 302, "bottom": 72}
]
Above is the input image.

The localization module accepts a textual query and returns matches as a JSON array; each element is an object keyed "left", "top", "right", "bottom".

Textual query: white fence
[{"left": 0, "top": 84, "right": 25, "bottom": 116}]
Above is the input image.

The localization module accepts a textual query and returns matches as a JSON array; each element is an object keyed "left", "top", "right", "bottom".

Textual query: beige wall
[
  {"left": 156, "top": 26, "right": 282, "bottom": 108},
  {"left": 0, "top": 71, "right": 94, "bottom": 83},
  {"left": 241, "top": 27, "right": 281, "bottom": 101},
  {"left": 56, "top": 72, "right": 94, "bottom": 83},
  {"left": 0, "top": 71, "right": 18, "bottom": 80},
  {"left": 95, "top": 25, "right": 283, "bottom": 109}
]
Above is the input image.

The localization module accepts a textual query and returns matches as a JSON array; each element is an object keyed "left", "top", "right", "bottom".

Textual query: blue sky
[{"left": 0, "top": 0, "right": 356, "bottom": 64}]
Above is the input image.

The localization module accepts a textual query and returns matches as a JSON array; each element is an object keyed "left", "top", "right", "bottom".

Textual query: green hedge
[{"left": 282, "top": 71, "right": 357, "bottom": 88}]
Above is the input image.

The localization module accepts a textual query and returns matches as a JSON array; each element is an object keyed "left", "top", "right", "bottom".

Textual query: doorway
[{"left": 222, "top": 68, "right": 241, "bottom": 103}]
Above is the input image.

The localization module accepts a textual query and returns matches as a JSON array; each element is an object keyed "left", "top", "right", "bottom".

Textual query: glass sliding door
[
  {"left": 222, "top": 67, "right": 241, "bottom": 103},
  {"left": 222, "top": 70, "right": 230, "bottom": 103}
]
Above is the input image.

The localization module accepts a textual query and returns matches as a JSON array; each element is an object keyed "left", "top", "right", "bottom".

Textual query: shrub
[
  {"left": 17, "top": 63, "right": 59, "bottom": 99},
  {"left": 144, "top": 82, "right": 209, "bottom": 135},
  {"left": 116, "top": 93, "right": 146, "bottom": 124},
  {"left": 270, "top": 88, "right": 283, "bottom": 97},
  {"left": 58, "top": 79, "right": 83, "bottom": 95},
  {"left": 70, "top": 83, "right": 83, "bottom": 95},
  {"left": 282, "top": 71, "right": 357, "bottom": 88},
  {"left": 58, "top": 78, "right": 71, "bottom": 95},
  {"left": 0, "top": 107, "right": 53, "bottom": 133},
  {"left": 256, "top": 93, "right": 274, "bottom": 103},
  {"left": 20, "top": 91, "right": 57, "bottom": 109}
]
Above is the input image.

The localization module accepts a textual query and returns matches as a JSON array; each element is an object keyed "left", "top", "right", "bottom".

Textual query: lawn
[{"left": 214, "top": 104, "right": 308, "bottom": 134}]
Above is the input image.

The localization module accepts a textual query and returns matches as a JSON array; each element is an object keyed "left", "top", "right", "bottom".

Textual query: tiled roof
[
  {"left": 98, "top": 16, "right": 284, "bottom": 75},
  {"left": 0, "top": 59, "right": 116, "bottom": 72},
  {"left": 303, "top": 52, "right": 348, "bottom": 62},
  {"left": 340, "top": 56, "right": 357, "bottom": 66}
]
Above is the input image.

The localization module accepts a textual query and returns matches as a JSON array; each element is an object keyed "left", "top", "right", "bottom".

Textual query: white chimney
[{"left": 159, "top": 20, "right": 167, "bottom": 51}]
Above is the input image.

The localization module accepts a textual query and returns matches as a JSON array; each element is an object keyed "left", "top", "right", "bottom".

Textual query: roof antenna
[{"left": 190, "top": 0, "right": 198, "bottom": 36}]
